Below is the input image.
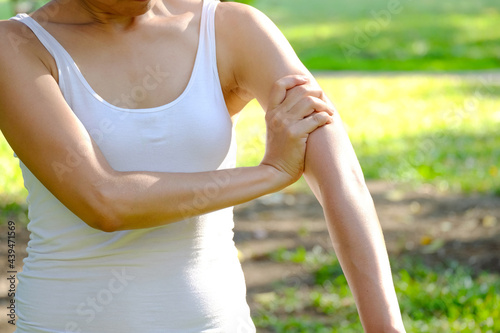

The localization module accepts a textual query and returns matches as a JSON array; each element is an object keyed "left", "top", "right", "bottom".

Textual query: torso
[
  {"left": 28, "top": 0, "right": 247, "bottom": 118},
  {"left": 6, "top": 4, "right": 257, "bottom": 330}
]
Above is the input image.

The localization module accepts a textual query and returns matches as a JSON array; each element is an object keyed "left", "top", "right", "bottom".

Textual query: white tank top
[{"left": 10, "top": 1, "right": 256, "bottom": 331}]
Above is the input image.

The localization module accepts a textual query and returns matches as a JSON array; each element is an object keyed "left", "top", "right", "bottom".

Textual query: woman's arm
[
  {"left": 216, "top": 3, "right": 405, "bottom": 332},
  {"left": 0, "top": 21, "right": 331, "bottom": 232}
]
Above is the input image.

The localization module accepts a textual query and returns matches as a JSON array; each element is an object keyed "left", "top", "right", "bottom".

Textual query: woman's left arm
[{"left": 216, "top": 3, "right": 406, "bottom": 332}]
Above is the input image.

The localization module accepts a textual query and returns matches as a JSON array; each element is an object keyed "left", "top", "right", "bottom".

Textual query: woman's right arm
[{"left": 0, "top": 22, "right": 332, "bottom": 232}]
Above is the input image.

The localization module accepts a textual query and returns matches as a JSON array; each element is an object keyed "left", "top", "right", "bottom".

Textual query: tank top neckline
[{"left": 15, "top": 1, "right": 208, "bottom": 113}]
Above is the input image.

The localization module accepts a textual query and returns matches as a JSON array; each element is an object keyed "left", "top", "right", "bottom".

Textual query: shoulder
[
  {"left": 0, "top": 20, "right": 36, "bottom": 71},
  {"left": 0, "top": 19, "right": 32, "bottom": 52},
  {"left": 214, "top": 2, "right": 305, "bottom": 106},
  {"left": 0, "top": 19, "right": 41, "bottom": 61},
  {"left": 214, "top": 2, "right": 300, "bottom": 70},
  {"left": 215, "top": 1, "right": 278, "bottom": 40},
  {"left": 214, "top": 2, "right": 293, "bottom": 77},
  {"left": 0, "top": 19, "right": 57, "bottom": 81}
]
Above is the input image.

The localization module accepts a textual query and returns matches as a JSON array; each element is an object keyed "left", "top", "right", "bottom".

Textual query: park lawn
[
  {"left": 0, "top": 0, "right": 11, "bottom": 19},
  {"left": 235, "top": 73, "right": 500, "bottom": 195},
  {"left": 252, "top": 246, "right": 500, "bottom": 333},
  {"left": 251, "top": 0, "right": 500, "bottom": 71}
]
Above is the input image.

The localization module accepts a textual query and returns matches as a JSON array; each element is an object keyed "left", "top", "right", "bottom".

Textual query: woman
[{"left": 0, "top": 0, "right": 406, "bottom": 331}]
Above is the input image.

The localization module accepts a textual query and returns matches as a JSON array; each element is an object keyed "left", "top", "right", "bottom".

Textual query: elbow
[
  {"left": 92, "top": 213, "right": 122, "bottom": 233},
  {"left": 81, "top": 182, "right": 124, "bottom": 233},
  {"left": 86, "top": 210, "right": 123, "bottom": 234}
]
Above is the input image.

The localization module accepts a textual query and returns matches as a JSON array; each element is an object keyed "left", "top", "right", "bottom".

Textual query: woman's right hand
[{"left": 260, "top": 75, "right": 334, "bottom": 188}]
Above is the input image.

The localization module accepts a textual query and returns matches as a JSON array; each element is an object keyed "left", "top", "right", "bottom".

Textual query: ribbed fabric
[{"left": 10, "top": 1, "right": 256, "bottom": 332}]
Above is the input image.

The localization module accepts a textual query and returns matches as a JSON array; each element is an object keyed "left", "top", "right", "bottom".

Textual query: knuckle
[
  {"left": 295, "top": 85, "right": 309, "bottom": 96},
  {"left": 312, "top": 88, "right": 323, "bottom": 97},
  {"left": 285, "top": 125, "right": 296, "bottom": 138},
  {"left": 273, "top": 79, "right": 285, "bottom": 90},
  {"left": 302, "top": 85, "right": 323, "bottom": 99},
  {"left": 303, "top": 95, "right": 317, "bottom": 106},
  {"left": 311, "top": 112, "right": 325, "bottom": 124},
  {"left": 270, "top": 115, "right": 287, "bottom": 131}
]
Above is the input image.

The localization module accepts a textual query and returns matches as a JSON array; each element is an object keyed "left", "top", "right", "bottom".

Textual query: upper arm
[
  {"left": 0, "top": 21, "right": 113, "bottom": 229},
  {"left": 216, "top": 2, "right": 311, "bottom": 110},
  {"left": 215, "top": 4, "right": 368, "bottom": 200}
]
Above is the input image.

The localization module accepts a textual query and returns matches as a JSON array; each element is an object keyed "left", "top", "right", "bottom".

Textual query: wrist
[{"left": 257, "top": 164, "right": 292, "bottom": 193}]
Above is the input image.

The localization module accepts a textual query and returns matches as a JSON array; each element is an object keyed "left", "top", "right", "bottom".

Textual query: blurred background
[{"left": 1, "top": 0, "right": 499, "bottom": 332}]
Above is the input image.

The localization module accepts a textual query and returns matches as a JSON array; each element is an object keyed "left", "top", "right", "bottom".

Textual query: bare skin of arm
[
  {"left": 0, "top": 19, "right": 331, "bottom": 232},
  {"left": 215, "top": 3, "right": 406, "bottom": 332}
]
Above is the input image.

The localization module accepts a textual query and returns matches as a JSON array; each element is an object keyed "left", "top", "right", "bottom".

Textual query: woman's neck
[{"left": 31, "top": 0, "right": 192, "bottom": 32}]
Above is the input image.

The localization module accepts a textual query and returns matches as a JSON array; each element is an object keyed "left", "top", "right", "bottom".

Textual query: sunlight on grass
[{"left": 252, "top": 0, "right": 500, "bottom": 70}]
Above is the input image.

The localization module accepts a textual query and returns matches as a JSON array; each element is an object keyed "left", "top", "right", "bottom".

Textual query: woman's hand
[{"left": 260, "top": 75, "right": 334, "bottom": 187}]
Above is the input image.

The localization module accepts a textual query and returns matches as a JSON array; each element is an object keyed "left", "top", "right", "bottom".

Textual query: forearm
[
  {"left": 304, "top": 121, "right": 405, "bottom": 332},
  {"left": 99, "top": 165, "right": 282, "bottom": 231}
]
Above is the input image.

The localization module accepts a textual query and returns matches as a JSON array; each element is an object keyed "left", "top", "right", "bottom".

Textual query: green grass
[
  {"left": 235, "top": 74, "right": 500, "bottom": 195},
  {"left": 251, "top": 0, "right": 500, "bottom": 71},
  {"left": 0, "top": 0, "right": 12, "bottom": 19},
  {"left": 0, "top": 132, "right": 27, "bottom": 223},
  {"left": 253, "top": 246, "right": 500, "bottom": 332}
]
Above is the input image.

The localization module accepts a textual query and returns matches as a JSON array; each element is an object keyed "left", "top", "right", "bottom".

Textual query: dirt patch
[
  {"left": 1, "top": 180, "right": 499, "bottom": 332},
  {"left": 236, "top": 180, "right": 500, "bottom": 273}
]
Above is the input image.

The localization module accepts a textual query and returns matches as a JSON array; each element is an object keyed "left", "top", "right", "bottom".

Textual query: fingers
[
  {"left": 289, "top": 95, "right": 331, "bottom": 119},
  {"left": 294, "top": 111, "right": 333, "bottom": 135},
  {"left": 279, "top": 83, "right": 335, "bottom": 117},
  {"left": 268, "top": 75, "right": 309, "bottom": 111}
]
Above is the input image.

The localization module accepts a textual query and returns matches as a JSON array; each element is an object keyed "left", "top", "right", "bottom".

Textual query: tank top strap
[
  {"left": 10, "top": 14, "right": 67, "bottom": 60},
  {"left": 9, "top": 13, "right": 72, "bottom": 90},
  {"left": 201, "top": 0, "right": 222, "bottom": 79}
]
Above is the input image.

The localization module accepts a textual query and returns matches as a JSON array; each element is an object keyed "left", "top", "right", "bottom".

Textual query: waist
[{"left": 16, "top": 248, "right": 252, "bottom": 332}]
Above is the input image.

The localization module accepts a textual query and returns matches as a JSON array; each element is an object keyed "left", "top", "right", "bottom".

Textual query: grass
[
  {"left": 0, "top": 0, "right": 12, "bottom": 19},
  {"left": 0, "top": 133, "right": 27, "bottom": 223},
  {"left": 235, "top": 73, "right": 500, "bottom": 195},
  {"left": 252, "top": 246, "right": 500, "bottom": 332},
  {"left": 251, "top": 0, "right": 500, "bottom": 71}
]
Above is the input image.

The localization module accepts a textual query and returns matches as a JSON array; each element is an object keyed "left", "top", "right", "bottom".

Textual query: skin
[{"left": 0, "top": 0, "right": 406, "bottom": 331}]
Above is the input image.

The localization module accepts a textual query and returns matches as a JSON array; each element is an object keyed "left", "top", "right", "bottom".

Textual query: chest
[{"left": 43, "top": 17, "right": 204, "bottom": 110}]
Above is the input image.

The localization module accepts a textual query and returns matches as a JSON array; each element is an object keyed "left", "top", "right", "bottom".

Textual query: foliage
[{"left": 253, "top": 246, "right": 500, "bottom": 332}]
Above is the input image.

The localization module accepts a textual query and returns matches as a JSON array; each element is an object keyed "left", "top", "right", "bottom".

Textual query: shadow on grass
[{"left": 402, "top": 233, "right": 500, "bottom": 276}]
